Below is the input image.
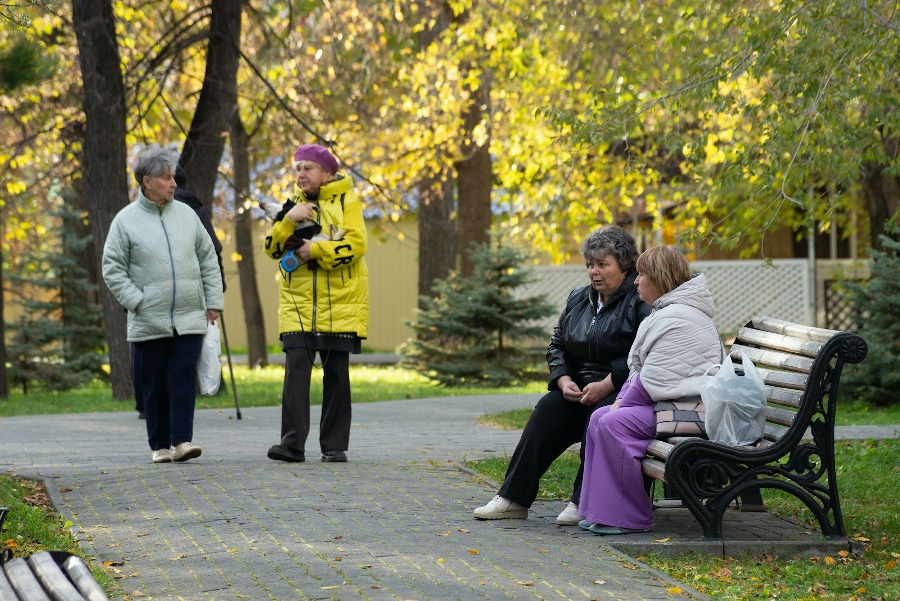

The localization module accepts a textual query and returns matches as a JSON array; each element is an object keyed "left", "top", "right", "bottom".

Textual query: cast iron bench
[
  {"left": 0, "top": 507, "right": 109, "bottom": 601},
  {"left": 641, "top": 316, "right": 868, "bottom": 540}
]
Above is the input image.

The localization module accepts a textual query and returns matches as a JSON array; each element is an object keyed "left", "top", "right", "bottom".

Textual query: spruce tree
[
  {"left": 843, "top": 232, "right": 899, "bottom": 406},
  {"left": 403, "top": 236, "right": 556, "bottom": 386},
  {"left": 7, "top": 204, "right": 106, "bottom": 392}
]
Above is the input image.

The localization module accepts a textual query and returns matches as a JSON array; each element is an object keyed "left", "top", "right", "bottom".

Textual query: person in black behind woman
[
  {"left": 473, "top": 225, "right": 651, "bottom": 525},
  {"left": 133, "top": 164, "right": 226, "bottom": 417}
]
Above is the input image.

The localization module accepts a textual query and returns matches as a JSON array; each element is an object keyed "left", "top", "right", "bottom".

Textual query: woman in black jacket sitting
[{"left": 474, "top": 225, "right": 650, "bottom": 525}]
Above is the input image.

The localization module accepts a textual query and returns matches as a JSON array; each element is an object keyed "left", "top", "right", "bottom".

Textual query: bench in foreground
[{"left": 642, "top": 316, "right": 868, "bottom": 540}]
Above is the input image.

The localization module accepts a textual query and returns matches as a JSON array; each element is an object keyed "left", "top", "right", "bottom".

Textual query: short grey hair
[
  {"left": 579, "top": 225, "right": 639, "bottom": 273},
  {"left": 133, "top": 146, "right": 178, "bottom": 190}
]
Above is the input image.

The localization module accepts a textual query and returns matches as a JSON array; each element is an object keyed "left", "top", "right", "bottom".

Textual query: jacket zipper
[{"left": 159, "top": 206, "right": 177, "bottom": 332}]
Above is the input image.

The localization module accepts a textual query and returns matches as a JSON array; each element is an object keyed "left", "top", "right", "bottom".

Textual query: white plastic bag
[
  {"left": 701, "top": 354, "right": 767, "bottom": 445},
  {"left": 198, "top": 322, "right": 222, "bottom": 396}
]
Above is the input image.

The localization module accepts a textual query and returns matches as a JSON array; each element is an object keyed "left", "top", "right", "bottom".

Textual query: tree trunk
[
  {"left": 72, "top": 0, "right": 131, "bottom": 399},
  {"left": 230, "top": 114, "right": 268, "bottom": 367},
  {"left": 455, "top": 76, "right": 492, "bottom": 277},
  {"left": 417, "top": 175, "right": 456, "bottom": 308},
  {"left": 178, "top": 0, "right": 243, "bottom": 204},
  {"left": 862, "top": 134, "right": 900, "bottom": 249},
  {"left": 415, "top": 0, "right": 456, "bottom": 306}
]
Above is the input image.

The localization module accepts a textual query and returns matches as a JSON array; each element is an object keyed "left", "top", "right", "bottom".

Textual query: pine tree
[
  {"left": 403, "top": 236, "right": 556, "bottom": 386},
  {"left": 843, "top": 232, "right": 900, "bottom": 406},
  {"left": 7, "top": 205, "right": 106, "bottom": 392}
]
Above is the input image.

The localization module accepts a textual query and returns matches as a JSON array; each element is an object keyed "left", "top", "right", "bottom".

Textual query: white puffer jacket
[
  {"left": 102, "top": 191, "right": 224, "bottom": 342},
  {"left": 626, "top": 273, "right": 724, "bottom": 402}
]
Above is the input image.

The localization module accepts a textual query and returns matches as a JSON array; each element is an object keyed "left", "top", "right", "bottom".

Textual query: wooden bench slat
[
  {"left": 0, "top": 567, "right": 19, "bottom": 601},
  {"left": 730, "top": 344, "right": 815, "bottom": 373},
  {"left": 646, "top": 439, "right": 673, "bottom": 460},
  {"left": 749, "top": 316, "right": 843, "bottom": 343},
  {"left": 734, "top": 328, "right": 824, "bottom": 358},
  {"left": 642, "top": 458, "right": 667, "bottom": 482},
  {"left": 766, "top": 406, "right": 796, "bottom": 428},
  {"left": 756, "top": 366, "right": 808, "bottom": 390},
  {"left": 2, "top": 558, "right": 51, "bottom": 601},
  {"left": 61, "top": 556, "right": 108, "bottom": 601},
  {"left": 764, "top": 385, "right": 802, "bottom": 409},
  {"left": 27, "top": 552, "right": 86, "bottom": 601}
]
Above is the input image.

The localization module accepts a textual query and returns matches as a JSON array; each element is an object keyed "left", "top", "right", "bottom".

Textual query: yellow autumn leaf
[
  {"left": 652, "top": 537, "right": 672, "bottom": 543},
  {"left": 667, "top": 586, "right": 684, "bottom": 594},
  {"left": 468, "top": 549, "right": 479, "bottom": 555},
  {"left": 437, "top": 558, "right": 444, "bottom": 563},
  {"left": 824, "top": 556, "right": 836, "bottom": 565}
]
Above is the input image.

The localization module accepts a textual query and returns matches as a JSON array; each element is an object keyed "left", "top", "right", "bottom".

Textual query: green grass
[
  {"left": 0, "top": 477, "right": 117, "bottom": 595},
  {"left": 468, "top": 411, "right": 900, "bottom": 601},
  {"left": 0, "top": 364, "right": 546, "bottom": 417}
]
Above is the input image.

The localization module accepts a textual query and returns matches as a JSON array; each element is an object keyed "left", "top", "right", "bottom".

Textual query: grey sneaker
[
  {"left": 555, "top": 502, "right": 583, "bottom": 525},
  {"left": 151, "top": 448, "right": 173, "bottom": 463},
  {"left": 473, "top": 495, "right": 528, "bottom": 520},
  {"left": 173, "top": 442, "right": 202, "bottom": 462}
]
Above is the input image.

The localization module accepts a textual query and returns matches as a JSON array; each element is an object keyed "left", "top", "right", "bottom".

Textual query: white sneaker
[
  {"left": 473, "top": 495, "right": 528, "bottom": 520},
  {"left": 173, "top": 442, "right": 202, "bottom": 462},
  {"left": 151, "top": 448, "right": 173, "bottom": 463},
  {"left": 555, "top": 502, "right": 583, "bottom": 525}
]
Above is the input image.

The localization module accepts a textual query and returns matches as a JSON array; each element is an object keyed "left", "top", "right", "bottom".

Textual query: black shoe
[
  {"left": 138, "top": 411, "right": 145, "bottom": 420},
  {"left": 267, "top": 444, "right": 305, "bottom": 462},
  {"left": 321, "top": 450, "right": 347, "bottom": 462}
]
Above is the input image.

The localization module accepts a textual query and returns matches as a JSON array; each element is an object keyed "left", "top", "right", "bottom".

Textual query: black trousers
[
  {"left": 280, "top": 348, "right": 351, "bottom": 454},
  {"left": 498, "top": 388, "right": 614, "bottom": 508}
]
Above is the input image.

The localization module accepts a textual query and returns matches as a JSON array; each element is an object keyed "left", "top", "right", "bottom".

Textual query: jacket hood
[{"left": 653, "top": 273, "right": 716, "bottom": 318}]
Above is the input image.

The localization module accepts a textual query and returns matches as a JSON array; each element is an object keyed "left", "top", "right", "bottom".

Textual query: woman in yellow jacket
[{"left": 263, "top": 144, "right": 369, "bottom": 463}]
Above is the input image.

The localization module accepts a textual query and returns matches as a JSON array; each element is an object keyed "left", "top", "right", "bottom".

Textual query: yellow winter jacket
[{"left": 263, "top": 176, "right": 369, "bottom": 339}]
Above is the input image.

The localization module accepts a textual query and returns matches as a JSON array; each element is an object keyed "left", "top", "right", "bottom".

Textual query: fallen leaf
[
  {"left": 59, "top": 487, "right": 73, "bottom": 493},
  {"left": 321, "top": 585, "right": 339, "bottom": 590},
  {"left": 856, "top": 586, "right": 867, "bottom": 593},
  {"left": 333, "top": 557, "right": 342, "bottom": 561},
  {"left": 592, "top": 579, "right": 606, "bottom": 585},
  {"left": 667, "top": 586, "right": 684, "bottom": 594},
  {"left": 104, "top": 561, "right": 125, "bottom": 567},
  {"left": 437, "top": 558, "right": 445, "bottom": 563},
  {"left": 361, "top": 564, "right": 373, "bottom": 569},
  {"left": 438, "top": 530, "right": 452, "bottom": 536},
  {"left": 131, "top": 591, "right": 146, "bottom": 597},
  {"left": 537, "top": 548, "right": 550, "bottom": 553},
  {"left": 229, "top": 548, "right": 237, "bottom": 553},
  {"left": 838, "top": 550, "right": 849, "bottom": 558},
  {"left": 824, "top": 556, "right": 836, "bottom": 565},
  {"left": 457, "top": 528, "right": 469, "bottom": 533},
  {"left": 371, "top": 585, "right": 380, "bottom": 589},
  {"left": 652, "top": 537, "right": 672, "bottom": 543},
  {"left": 469, "top": 549, "right": 479, "bottom": 555},
  {"left": 718, "top": 567, "right": 732, "bottom": 577},
  {"left": 334, "top": 536, "right": 343, "bottom": 540},
  {"left": 886, "top": 560, "right": 897, "bottom": 569},
  {"left": 516, "top": 581, "right": 535, "bottom": 586}
]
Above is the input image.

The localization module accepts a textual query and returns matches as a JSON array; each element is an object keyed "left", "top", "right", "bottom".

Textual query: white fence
[{"left": 517, "top": 259, "right": 868, "bottom": 341}]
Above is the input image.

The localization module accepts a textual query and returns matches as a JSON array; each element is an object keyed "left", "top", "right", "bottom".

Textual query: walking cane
[{"left": 218, "top": 313, "right": 242, "bottom": 420}]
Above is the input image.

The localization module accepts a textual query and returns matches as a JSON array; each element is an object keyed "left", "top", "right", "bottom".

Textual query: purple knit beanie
[{"left": 292, "top": 144, "right": 339, "bottom": 175}]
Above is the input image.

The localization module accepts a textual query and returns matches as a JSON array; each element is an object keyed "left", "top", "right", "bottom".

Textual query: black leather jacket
[{"left": 546, "top": 271, "right": 650, "bottom": 392}]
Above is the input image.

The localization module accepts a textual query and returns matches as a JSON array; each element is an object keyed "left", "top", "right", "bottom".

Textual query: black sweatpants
[
  {"left": 280, "top": 348, "right": 351, "bottom": 455},
  {"left": 498, "top": 388, "right": 615, "bottom": 508}
]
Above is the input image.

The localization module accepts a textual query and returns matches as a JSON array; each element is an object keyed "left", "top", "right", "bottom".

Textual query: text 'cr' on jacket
[
  {"left": 101, "top": 190, "right": 225, "bottom": 342},
  {"left": 263, "top": 175, "right": 369, "bottom": 339}
]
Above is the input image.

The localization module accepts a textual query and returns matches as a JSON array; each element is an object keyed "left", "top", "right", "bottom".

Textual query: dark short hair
[{"left": 579, "top": 226, "right": 639, "bottom": 272}]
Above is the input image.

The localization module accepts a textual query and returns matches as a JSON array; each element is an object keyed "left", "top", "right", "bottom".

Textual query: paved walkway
[{"left": 1, "top": 396, "right": 897, "bottom": 601}]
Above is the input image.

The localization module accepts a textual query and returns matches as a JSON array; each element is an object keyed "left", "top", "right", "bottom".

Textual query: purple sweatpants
[{"left": 578, "top": 403, "right": 657, "bottom": 530}]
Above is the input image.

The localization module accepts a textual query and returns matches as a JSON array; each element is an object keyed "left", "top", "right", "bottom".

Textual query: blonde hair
[{"left": 636, "top": 246, "right": 692, "bottom": 296}]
